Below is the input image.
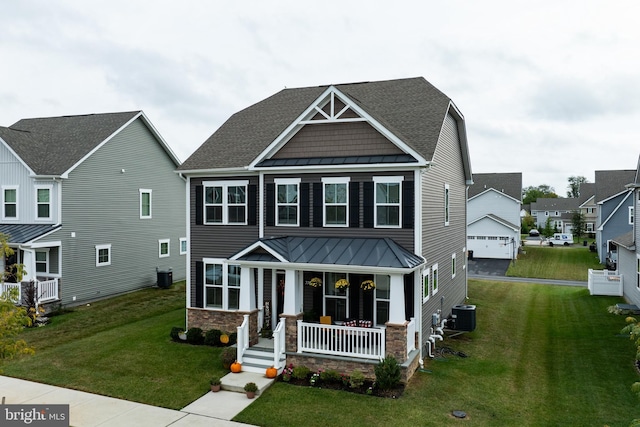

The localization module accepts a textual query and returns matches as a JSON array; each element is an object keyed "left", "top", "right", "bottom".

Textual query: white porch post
[
  {"left": 257, "top": 267, "right": 264, "bottom": 329},
  {"left": 388, "top": 274, "right": 406, "bottom": 324},
  {"left": 239, "top": 266, "right": 255, "bottom": 311},
  {"left": 21, "top": 249, "right": 36, "bottom": 282},
  {"left": 283, "top": 269, "right": 297, "bottom": 315}
]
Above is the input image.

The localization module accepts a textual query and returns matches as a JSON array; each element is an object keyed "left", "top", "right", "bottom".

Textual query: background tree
[
  {"left": 571, "top": 210, "right": 585, "bottom": 239},
  {"left": 521, "top": 213, "right": 536, "bottom": 233},
  {"left": 522, "top": 185, "right": 558, "bottom": 205},
  {"left": 567, "top": 176, "right": 588, "bottom": 198},
  {"left": 542, "top": 217, "right": 556, "bottom": 238}
]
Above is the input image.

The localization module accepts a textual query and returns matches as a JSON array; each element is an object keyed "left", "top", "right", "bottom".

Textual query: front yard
[{"left": 3, "top": 277, "right": 639, "bottom": 426}]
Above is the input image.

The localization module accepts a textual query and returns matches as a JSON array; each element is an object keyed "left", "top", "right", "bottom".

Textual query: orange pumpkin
[
  {"left": 230, "top": 361, "right": 242, "bottom": 373},
  {"left": 265, "top": 366, "right": 277, "bottom": 378},
  {"left": 219, "top": 334, "right": 229, "bottom": 345}
]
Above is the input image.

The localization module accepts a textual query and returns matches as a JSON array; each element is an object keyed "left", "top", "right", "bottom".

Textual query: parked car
[{"left": 529, "top": 229, "right": 540, "bottom": 236}]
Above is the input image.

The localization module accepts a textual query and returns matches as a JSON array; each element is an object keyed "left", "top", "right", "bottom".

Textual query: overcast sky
[{"left": 2, "top": 1, "right": 639, "bottom": 195}]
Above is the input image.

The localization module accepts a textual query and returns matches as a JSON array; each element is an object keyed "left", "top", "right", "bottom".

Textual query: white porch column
[
  {"left": 388, "top": 273, "right": 406, "bottom": 324},
  {"left": 239, "top": 266, "right": 254, "bottom": 311},
  {"left": 257, "top": 267, "right": 264, "bottom": 329},
  {"left": 283, "top": 269, "right": 297, "bottom": 315},
  {"left": 21, "top": 249, "right": 36, "bottom": 282}
]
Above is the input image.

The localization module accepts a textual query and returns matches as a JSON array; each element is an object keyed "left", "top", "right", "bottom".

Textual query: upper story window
[
  {"left": 2, "top": 186, "right": 17, "bottom": 219},
  {"left": 203, "top": 180, "right": 248, "bottom": 225},
  {"left": 323, "top": 177, "right": 349, "bottom": 226},
  {"left": 35, "top": 186, "right": 52, "bottom": 220},
  {"left": 630, "top": 207, "right": 634, "bottom": 225},
  {"left": 451, "top": 253, "right": 457, "bottom": 279},
  {"left": 444, "top": 184, "right": 450, "bottom": 226},
  {"left": 140, "top": 189, "right": 152, "bottom": 219},
  {"left": 374, "top": 176, "right": 402, "bottom": 227},
  {"left": 432, "top": 263, "right": 439, "bottom": 294},
  {"left": 275, "top": 178, "right": 300, "bottom": 226}
]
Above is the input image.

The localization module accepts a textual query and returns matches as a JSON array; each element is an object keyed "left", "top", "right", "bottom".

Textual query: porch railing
[
  {"left": 406, "top": 317, "right": 416, "bottom": 356},
  {"left": 236, "top": 314, "right": 250, "bottom": 364},
  {"left": 297, "top": 320, "right": 385, "bottom": 360},
  {"left": 37, "top": 278, "right": 59, "bottom": 303},
  {"left": 588, "top": 269, "right": 623, "bottom": 296},
  {"left": 1, "top": 283, "right": 21, "bottom": 303},
  {"left": 273, "top": 317, "right": 286, "bottom": 370}
]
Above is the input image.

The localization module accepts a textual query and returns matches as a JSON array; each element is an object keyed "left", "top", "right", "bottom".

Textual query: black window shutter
[
  {"left": 349, "top": 182, "right": 360, "bottom": 228},
  {"left": 248, "top": 184, "right": 257, "bottom": 225},
  {"left": 363, "top": 182, "right": 374, "bottom": 228},
  {"left": 266, "top": 183, "right": 275, "bottom": 226},
  {"left": 402, "top": 181, "right": 415, "bottom": 229},
  {"left": 313, "top": 182, "right": 323, "bottom": 227},
  {"left": 195, "top": 185, "right": 203, "bottom": 225},
  {"left": 300, "top": 182, "right": 310, "bottom": 227},
  {"left": 195, "top": 261, "right": 204, "bottom": 308}
]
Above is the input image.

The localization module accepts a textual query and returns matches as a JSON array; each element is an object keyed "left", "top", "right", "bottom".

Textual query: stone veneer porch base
[{"left": 187, "top": 308, "right": 260, "bottom": 346}]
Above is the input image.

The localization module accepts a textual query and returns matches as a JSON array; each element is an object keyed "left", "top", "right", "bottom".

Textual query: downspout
[{"left": 185, "top": 175, "right": 191, "bottom": 328}]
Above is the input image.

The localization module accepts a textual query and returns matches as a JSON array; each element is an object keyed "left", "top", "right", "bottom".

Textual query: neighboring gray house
[
  {"left": 467, "top": 172, "right": 522, "bottom": 259},
  {"left": 577, "top": 182, "right": 597, "bottom": 235},
  {"left": 177, "top": 77, "right": 473, "bottom": 382},
  {"left": 0, "top": 111, "right": 186, "bottom": 306},
  {"left": 594, "top": 169, "right": 636, "bottom": 266},
  {"left": 610, "top": 157, "right": 640, "bottom": 306},
  {"left": 530, "top": 197, "right": 579, "bottom": 232}
]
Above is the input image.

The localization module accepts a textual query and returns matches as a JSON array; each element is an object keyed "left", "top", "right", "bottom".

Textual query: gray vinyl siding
[
  {"left": 597, "top": 193, "right": 633, "bottom": 263},
  {"left": 618, "top": 247, "right": 640, "bottom": 306},
  {"left": 420, "top": 113, "right": 468, "bottom": 339},
  {"left": 42, "top": 118, "right": 186, "bottom": 304}
]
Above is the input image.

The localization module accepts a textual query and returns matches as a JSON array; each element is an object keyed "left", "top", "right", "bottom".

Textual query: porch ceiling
[
  {"left": 0, "top": 224, "right": 60, "bottom": 244},
  {"left": 233, "top": 236, "right": 424, "bottom": 269}
]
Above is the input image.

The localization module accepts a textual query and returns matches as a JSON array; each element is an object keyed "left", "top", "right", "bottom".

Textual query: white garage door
[{"left": 467, "top": 236, "right": 512, "bottom": 259}]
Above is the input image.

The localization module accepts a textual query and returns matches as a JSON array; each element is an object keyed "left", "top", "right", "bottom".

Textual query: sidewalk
[{"left": 1, "top": 373, "right": 269, "bottom": 426}]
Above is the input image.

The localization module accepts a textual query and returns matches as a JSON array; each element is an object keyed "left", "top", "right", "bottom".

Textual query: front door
[{"left": 276, "top": 272, "right": 285, "bottom": 320}]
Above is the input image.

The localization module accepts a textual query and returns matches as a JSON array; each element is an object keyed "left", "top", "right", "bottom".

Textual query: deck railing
[
  {"left": 236, "top": 314, "right": 250, "bottom": 363},
  {"left": 406, "top": 317, "right": 416, "bottom": 356},
  {"left": 588, "top": 269, "right": 623, "bottom": 296},
  {"left": 1, "top": 283, "right": 21, "bottom": 303},
  {"left": 37, "top": 278, "right": 59, "bottom": 303},
  {"left": 297, "top": 320, "right": 385, "bottom": 360},
  {"left": 273, "top": 318, "right": 286, "bottom": 369}
]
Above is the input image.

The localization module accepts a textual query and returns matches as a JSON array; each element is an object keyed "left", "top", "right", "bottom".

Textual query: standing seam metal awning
[
  {"left": 0, "top": 224, "right": 61, "bottom": 244},
  {"left": 232, "top": 236, "right": 424, "bottom": 269}
]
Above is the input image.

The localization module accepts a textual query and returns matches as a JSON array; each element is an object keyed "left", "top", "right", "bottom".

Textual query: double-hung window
[
  {"left": 374, "top": 176, "right": 402, "bottom": 227},
  {"left": 422, "top": 268, "right": 430, "bottom": 302},
  {"left": 159, "top": 239, "right": 170, "bottom": 257},
  {"left": 451, "top": 253, "right": 457, "bottom": 279},
  {"left": 324, "top": 272, "right": 348, "bottom": 321},
  {"left": 180, "top": 238, "right": 187, "bottom": 255},
  {"left": 140, "top": 189, "right": 152, "bottom": 219},
  {"left": 637, "top": 256, "right": 640, "bottom": 290},
  {"left": 35, "top": 186, "right": 52, "bottom": 220},
  {"left": 275, "top": 178, "right": 299, "bottom": 226},
  {"left": 323, "top": 177, "right": 349, "bottom": 226},
  {"left": 374, "top": 275, "right": 390, "bottom": 326},
  {"left": 204, "top": 260, "right": 241, "bottom": 310},
  {"left": 96, "top": 244, "right": 111, "bottom": 266},
  {"left": 35, "top": 250, "right": 49, "bottom": 273},
  {"left": 432, "top": 263, "right": 439, "bottom": 294},
  {"left": 2, "top": 186, "right": 17, "bottom": 219},
  {"left": 204, "top": 180, "right": 248, "bottom": 225}
]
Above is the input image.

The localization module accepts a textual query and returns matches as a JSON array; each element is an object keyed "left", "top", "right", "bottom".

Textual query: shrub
[
  {"left": 228, "top": 332, "right": 238, "bottom": 346},
  {"left": 204, "top": 329, "right": 222, "bottom": 346},
  {"left": 244, "top": 382, "right": 258, "bottom": 392},
  {"left": 292, "top": 365, "right": 311, "bottom": 380},
  {"left": 320, "top": 369, "right": 341, "bottom": 383},
  {"left": 349, "top": 369, "right": 365, "bottom": 389},
  {"left": 186, "top": 327, "right": 204, "bottom": 345},
  {"left": 169, "top": 326, "right": 184, "bottom": 342},
  {"left": 375, "top": 355, "right": 401, "bottom": 390},
  {"left": 220, "top": 347, "right": 237, "bottom": 369}
]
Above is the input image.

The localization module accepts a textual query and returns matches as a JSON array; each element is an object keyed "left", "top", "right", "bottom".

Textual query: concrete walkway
[{"left": 1, "top": 372, "right": 272, "bottom": 426}]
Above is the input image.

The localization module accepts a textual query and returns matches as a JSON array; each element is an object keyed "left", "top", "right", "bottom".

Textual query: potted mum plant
[
  {"left": 210, "top": 376, "right": 222, "bottom": 392},
  {"left": 244, "top": 382, "right": 258, "bottom": 399}
]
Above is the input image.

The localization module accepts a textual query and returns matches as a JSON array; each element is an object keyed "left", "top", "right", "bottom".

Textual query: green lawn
[
  {"left": 507, "top": 245, "right": 603, "bottom": 281},
  {"left": 3, "top": 269, "right": 639, "bottom": 426}
]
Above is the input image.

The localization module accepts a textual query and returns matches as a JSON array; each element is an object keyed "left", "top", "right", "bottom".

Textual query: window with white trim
[
  {"left": 374, "top": 274, "right": 390, "bottom": 326},
  {"left": 159, "top": 239, "right": 170, "bottom": 258},
  {"left": 204, "top": 260, "right": 241, "bottom": 310},
  {"left": 275, "top": 178, "right": 299, "bottom": 226},
  {"left": 2, "top": 186, "right": 17, "bottom": 219},
  {"left": 432, "top": 263, "right": 439, "bottom": 294},
  {"left": 180, "top": 238, "right": 187, "bottom": 255},
  {"left": 324, "top": 272, "right": 348, "bottom": 321},
  {"left": 374, "top": 176, "right": 402, "bottom": 227},
  {"left": 637, "top": 256, "right": 640, "bottom": 290},
  {"left": 629, "top": 206, "right": 634, "bottom": 225},
  {"left": 444, "top": 184, "right": 450, "bottom": 226},
  {"left": 35, "top": 250, "right": 49, "bottom": 273},
  {"left": 96, "top": 244, "right": 111, "bottom": 266},
  {"left": 323, "top": 177, "right": 349, "bottom": 226},
  {"left": 203, "top": 180, "right": 248, "bottom": 225},
  {"left": 452, "top": 253, "right": 457, "bottom": 279},
  {"left": 35, "top": 186, "right": 51, "bottom": 219},
  {"left": 422, "top": 268, "right": 430, "bottom": 302},
  {"left": 140, "top": 189, "right": 152, "bottom": 219}
]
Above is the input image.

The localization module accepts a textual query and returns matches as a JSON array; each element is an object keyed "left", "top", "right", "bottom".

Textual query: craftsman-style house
[
  {"left": 178, "top": 77, "right": 473, "bottom": 381},
  {"left": 0, "top": 111, "right": 186, "bottom": 306}
]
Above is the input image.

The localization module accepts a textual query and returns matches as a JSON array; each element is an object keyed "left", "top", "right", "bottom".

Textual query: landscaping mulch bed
[{"left": 280, "top": 376, "right": 404, "bottom": 399}]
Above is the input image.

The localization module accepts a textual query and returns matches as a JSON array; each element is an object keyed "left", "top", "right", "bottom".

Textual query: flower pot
[
  {"left": 210, "top": 384, "right": 221, "bottom": 392},
  {"left": 246, "top": 391, "right": 256, "bottom": 399}
]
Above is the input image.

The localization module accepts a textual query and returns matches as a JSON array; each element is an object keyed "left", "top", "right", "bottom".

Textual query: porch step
[
  {"left": 240, "top": 346, "right": 285, "bottom": 374},
  {"left": 220, "top": 371, "right": 275, "bottom": 395}
]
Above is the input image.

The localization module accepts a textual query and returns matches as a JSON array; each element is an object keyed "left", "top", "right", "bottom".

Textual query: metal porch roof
[{"left": 0, "top": 224, "right": 60, "bottom": 244}]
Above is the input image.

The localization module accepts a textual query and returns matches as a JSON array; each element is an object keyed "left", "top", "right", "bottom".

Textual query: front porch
[{"left": 0, "top": 278, "right": 60, "bottom": 306}]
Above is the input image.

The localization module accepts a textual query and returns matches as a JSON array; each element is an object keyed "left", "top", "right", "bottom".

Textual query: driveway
[{"left": 467, "top": 258, "right": 511, "bottom": 276}]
